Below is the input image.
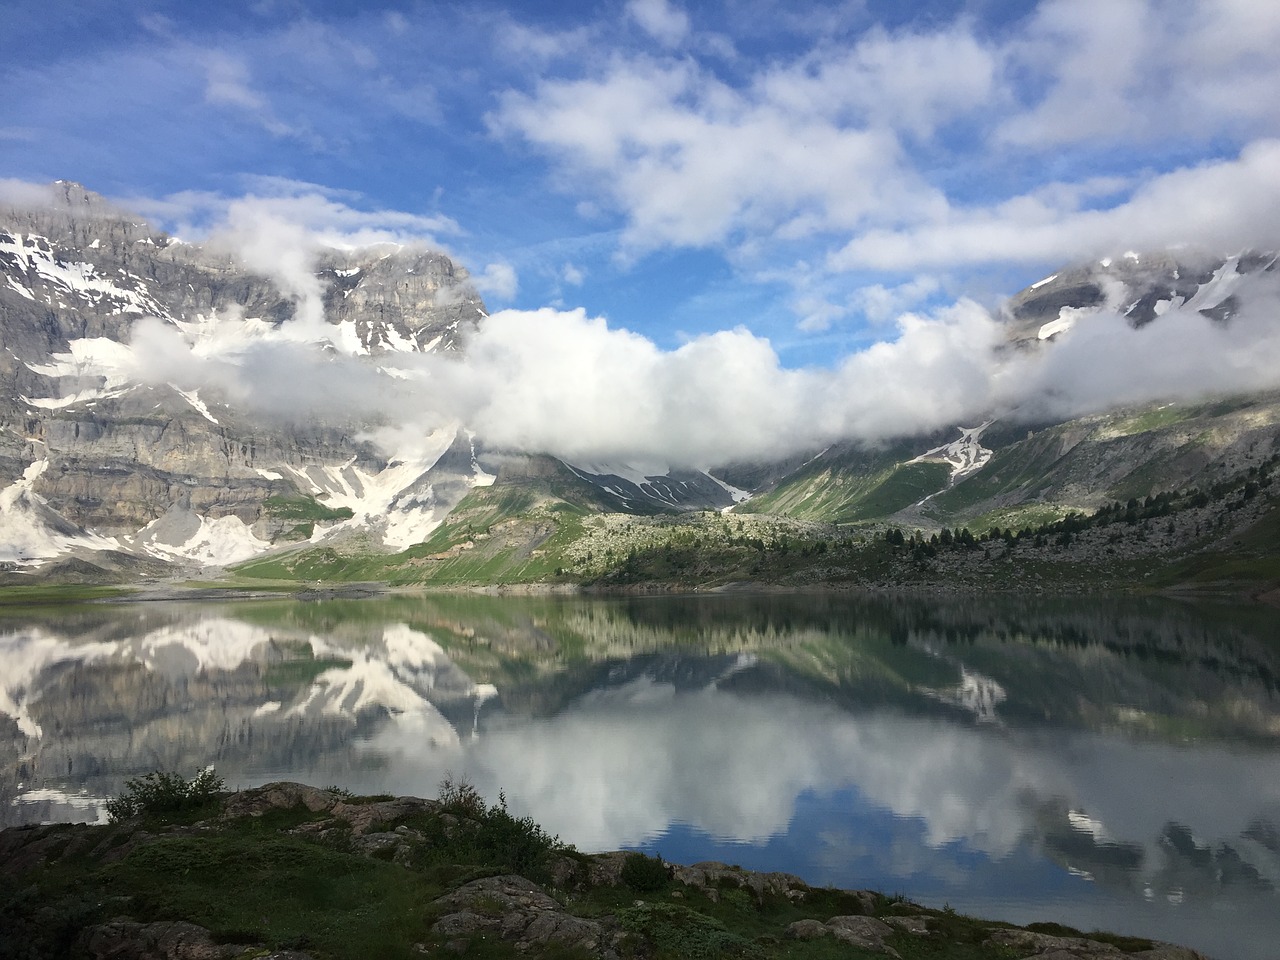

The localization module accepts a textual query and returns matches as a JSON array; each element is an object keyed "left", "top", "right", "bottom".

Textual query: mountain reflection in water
[{"left": 2, "top": 592, "right": 1279, "bottom": 959}]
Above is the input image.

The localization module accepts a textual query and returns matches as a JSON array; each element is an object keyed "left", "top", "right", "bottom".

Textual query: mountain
[
  {"left": 0, "top": 182, "right": 499, "bottom": 576},
  {"left": 746, "top": 250, "right": 1280, "bottom": 533},
  {"left": 2, "top": 182, "right": 1279, "bottom": 588}
]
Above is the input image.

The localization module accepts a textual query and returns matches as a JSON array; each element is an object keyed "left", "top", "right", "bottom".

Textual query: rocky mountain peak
[{"left": 1002, "top": 248, "right": 1279, "bottom": 344}]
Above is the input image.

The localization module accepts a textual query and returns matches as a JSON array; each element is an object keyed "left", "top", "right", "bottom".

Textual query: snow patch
[
  {"left": 137, "top": 513, "right": 270, "bottom": 565},
  {"left": 0, "top": 231, "right": 171, "bottom": 318},
  {"left": 708, "top": 473, "right": 753, "bottom": 510},
  {"left": 908, "top": 422, "right": 995, "bottom": 483},
  {"left": 0, "top": 459, "right": 121, "bottom": 563},
  {"left": 1029, "top": 273, "right": 1058, "bottom": 291},
  {"left": 173, "top": 386, "right": 219, "bottom": 424},
  {"left": 278, "top": 427, "right": 459, "bottom": 549}
]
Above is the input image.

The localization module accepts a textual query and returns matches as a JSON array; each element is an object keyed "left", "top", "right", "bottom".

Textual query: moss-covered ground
[{"left": 0, "top": 782, "right": 1178, "bottom": 960}]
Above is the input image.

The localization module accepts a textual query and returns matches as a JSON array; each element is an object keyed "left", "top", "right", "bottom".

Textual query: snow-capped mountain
[
  {"left": 4, "top": 181, "right": 1279, "bottom": 579},
  {"left": 1003, "top": 249, "right": 1278, "bottom": 343},
  {"left": 0, "top": 182, "right": 494, "bottom": 574}
]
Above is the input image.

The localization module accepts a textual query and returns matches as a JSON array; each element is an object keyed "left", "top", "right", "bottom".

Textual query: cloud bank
[{"left": 118, "top": 250, "right": 1280, "bottom": 470}]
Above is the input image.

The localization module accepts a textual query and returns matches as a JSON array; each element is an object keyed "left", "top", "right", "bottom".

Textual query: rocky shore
[{"left": 0, "top": 782, "right": 1212, "bottom": 960}]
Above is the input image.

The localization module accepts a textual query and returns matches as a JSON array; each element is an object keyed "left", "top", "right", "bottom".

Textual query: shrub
[
  {"left": 429, "top": 774, "right": 570, "bottom": 883},
  {"left": 621, "top": 851, "right": 671, "bottom": 892},
  {"left": 618, "top": 902, "right": 762, "bottom": 959},
  {"left": 105, "top": 769, "right": 225, "bottom": 823}
]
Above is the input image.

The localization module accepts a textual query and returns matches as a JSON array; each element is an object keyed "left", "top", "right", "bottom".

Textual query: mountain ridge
[{"left": 2, "top": 182, "right": 1279, "bottom": 592}]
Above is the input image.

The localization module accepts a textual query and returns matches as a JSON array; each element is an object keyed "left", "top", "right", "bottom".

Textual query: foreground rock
[{"left": 0, "top": 782, "right": 1214, "bottom": 960}]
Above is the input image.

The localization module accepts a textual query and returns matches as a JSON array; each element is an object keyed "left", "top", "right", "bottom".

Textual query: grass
[
  {"left": 262, "top": 495, "right": 356, "bottom": 523},
  {"left": 262, "top": 656, "right": 355, "bottom": 687},
  {"left": 0, "top": 584, "right": 130, "bottom": 606},
  {"left": 105, "top": 833, "right": 437, "bottom": 957},
  {"left": 841, "top": 461, "right": 951, "bottom": 521},
  {"left": 0, "top": 776, "right": 1203, "bottom": 960}
]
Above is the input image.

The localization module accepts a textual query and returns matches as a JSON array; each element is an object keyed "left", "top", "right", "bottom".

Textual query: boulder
[
  {"left": 827, "top": 915, "right": 899, "bottom": 955},
  {"left": 431, "top": 875, "right": 606, "bottom": 954},
  {"left": 672, "top": 860, "right": 809, "bottom": 903},
  {"left": 83, "top": 920, "right": 272, "bottom": 960}
]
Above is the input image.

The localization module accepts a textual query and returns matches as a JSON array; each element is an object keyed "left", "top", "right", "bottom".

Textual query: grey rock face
[
  {"left": 0, "top": 182, "right": 488, "bottom": 568},
  {"left": 1002, "top": 249, "right": 1278, "bottom": 343},
  {"left": 431, "top": 875, "right": 608, "bottom": 953}
]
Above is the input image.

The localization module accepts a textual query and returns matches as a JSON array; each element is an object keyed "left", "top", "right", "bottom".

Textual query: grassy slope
[
  {"left": 235, "top": 461, "right": 624, "bottom": 586},
  {"left": 0, "top": 784, "right": 1170, "bottom": 960},
  {"left": 740, "top": 442, "right": 948, "bottom": 523}
]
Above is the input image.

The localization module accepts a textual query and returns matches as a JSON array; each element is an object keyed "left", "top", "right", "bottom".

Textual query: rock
[
  {"left": 985, "top": 928, "right": 1126, "bottom": 957},
  {"left": 219, "top": 784, "right": 437, "bottom": 837},
  {"left": 784, "top": 919, "right": 829, "bottom": 939},
  {"left": 586, "top": 850, "right": 631, "bottom": 886},
  {"left": 827, "top": 915, "right": 899, "bottom": 955},
  {"left": 672, "top": 860, "right": 809, "bottom": 903},
  {"left": 349, "top": 831, "right": 404, "bottom": 857},
  {"left": 331, "top": 797, "right": 435, "bottom": 836},
  {"left": 83, "top": 920, "right": 274, "bottom": 960},
  {"left": 220, "top": 782, "right": 340, "bottom": 819},
  {"left": 1131, "top": 947, "right": 1212, "bottom": 960},
  {"left": 884, "top": 915, "right": 930, "bottom": 935},
  {"left": 851, "top": 890, "right": 880, "bottom": 915},
  {"left": 431, "top": 875, "right": 607, "bottom": 954}
]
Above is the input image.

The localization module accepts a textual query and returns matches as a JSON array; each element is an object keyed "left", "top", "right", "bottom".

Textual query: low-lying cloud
[{"left": 120, "top": 254, "right": 1280, "bottom": 470}]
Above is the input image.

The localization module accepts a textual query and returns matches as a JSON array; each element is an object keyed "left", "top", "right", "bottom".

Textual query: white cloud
[
  {"left": 852, "top": 275, "right": 942, "bottom": 324},
  {"left": 200, "top": 51, "right": 298, "bottom": 138},
  {"left": 831, "top": 140, "right": 1280, "bottom": 271},
  {"left": 201, "top": 51, "right": 268, "bottom": 112},
  {"left": 561, "top": 262, "right": 585, "bottom": 286},
  {"left": 626, "top": 0, "right": 691, "bottom": 47},
  {"left": 474, "top": 261, "right": 519, "bottom": 301},
  {"left": 793, "top": 296, "right": 845, "bottom": 333},
  {"left": 999, "top": 0, "right": 1280, "bottom": 149},
  {"left": 131, "top": 181, "right": 460, "bottom": 249},
  {"left": 757, "top": 25, "right": 998, "bottom": 139},
  {"left": 998, "top": 267, "right": 1280, "bottom": 421},
  {"left": 490, "top": 57, "right": 942, "bottom": 255}
]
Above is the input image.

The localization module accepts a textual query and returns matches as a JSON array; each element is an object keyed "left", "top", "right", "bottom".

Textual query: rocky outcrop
[
  {"left": 670, "top": 860, "right": 810, "bottom": 903},
  {"left": 431, "top": 875, "right": 610, "bottom": 954},
  {"left": 0, "top": 782, "right": 1216, "bottom": 960},
  {"left": 786, "top": 914, "right": 901, "bottom": 955},
  {"left": 84, "top": 921, "right": 257, "bottom": 960},
  {"left": 0, "top": 182, "right": 488, "bottom": 571}
]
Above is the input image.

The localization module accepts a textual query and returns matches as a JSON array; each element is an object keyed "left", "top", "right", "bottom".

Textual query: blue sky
[{"left": 3, "top": 0, "right": 1280, "bottom": 373}]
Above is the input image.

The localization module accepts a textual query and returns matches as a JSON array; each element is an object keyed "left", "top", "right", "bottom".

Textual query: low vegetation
[
  {"left": 104, "top": 769, "right": 225, "bottom": 823},
  {"left": 0, "top": 777, "right": 1188, "bottom": 960}
]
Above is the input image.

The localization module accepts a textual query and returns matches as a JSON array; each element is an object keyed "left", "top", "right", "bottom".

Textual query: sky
[{"left": 4, "top": 0, "right": 1280, "bottom": 465}]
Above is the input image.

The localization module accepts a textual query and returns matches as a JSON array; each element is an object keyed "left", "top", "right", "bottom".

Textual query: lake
[{"left": 3, "top": 591, "right": 1279, "bottom": 959}]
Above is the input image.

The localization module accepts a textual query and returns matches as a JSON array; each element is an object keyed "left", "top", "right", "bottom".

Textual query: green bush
[
  {"left": 618, "top": 902, "right": 762, "bottom": 959},
  {"left": 426, "top": 775, "right": 570, "bottom": 883},
  {"left": 105, "top": 769, "right": 225, "bottom": 823},
  {"left": 621, "top": 851, "right": 671, "bottom": 892}
]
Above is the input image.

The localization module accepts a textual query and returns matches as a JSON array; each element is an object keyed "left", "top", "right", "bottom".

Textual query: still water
[{"left": 3, "top": 592, "right": 1279, "bottom": 958}]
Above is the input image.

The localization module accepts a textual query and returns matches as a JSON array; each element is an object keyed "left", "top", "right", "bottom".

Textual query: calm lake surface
[{"left": 3, "top": 591, "right": 1279, "bottom": 959}]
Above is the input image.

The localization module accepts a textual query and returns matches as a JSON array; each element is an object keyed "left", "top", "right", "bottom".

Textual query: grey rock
[
  {"left": 884, "top": 915, "right": 930, "bottom": 935},
  {"left": 83, "top": 920, "right": 268, "bottom": 960},
  {"left": 0, "top": 182, "right": 487, "bottom": 564},
  {"left": 331, "top": 797, "right": 436, "bottom": 835},
  {"left": 672, "top": 860, "right": 809, "bottom": 903},
  {"left": 827, "top": 915, "right": 899, "bottom": 955},
  {"left": 783, "top": 919, "right": 829, "bottom": 939},
  {"left": 431, "top": 875, "right": 606, "bottom": 953},
  {"left": 220, "top": 782, "right": 341, "bottom": 819},
  {"left": 985, "top": 928, "right": 1126, "bottom": 957}
]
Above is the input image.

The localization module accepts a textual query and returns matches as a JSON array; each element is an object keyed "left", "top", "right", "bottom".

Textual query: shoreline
[{"left": 0, "top": 781, "right": 1214, "bottom": 960}]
